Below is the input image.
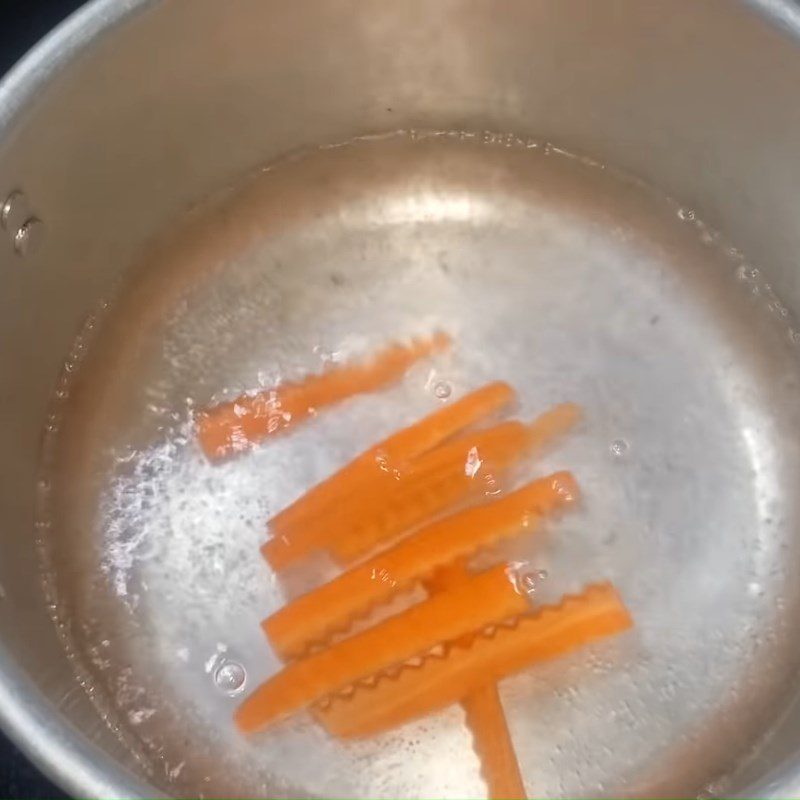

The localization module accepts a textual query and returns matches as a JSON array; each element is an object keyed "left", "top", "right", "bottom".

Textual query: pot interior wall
[{"left": 1, "top": 0, "right": 800, "bottom": 796}]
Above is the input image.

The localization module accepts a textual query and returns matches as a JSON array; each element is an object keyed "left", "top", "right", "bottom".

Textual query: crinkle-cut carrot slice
[
  {"left": 235, "top": 564, "right": 528, "bottom": 734},
  {"left": 264, "top": 417, "right": 526, "bottom": 570},
  {"left": 424, "top": 563, "right": 527, "bottom": 800},
  {"left": 423, "top": 558, "right": 472, "bottom": 594},
  {"left": 331, "top": 403, "right": 581, "bottom": 563},
  {"left": 270, "top": 380, "right": 515, "bottom": 535},
  {"left": 198, "top": 331, "right": 451, "bottom": 459},
  {"left": 462, "top": 683, "right": 527, "bottom": 800},
  {"left": 263, "top": 381, "right": 516, "bottom": 569},
  {"left": 265, "top": 404, "right": 579, "bottom": 570},
  {"left": 314, "top": 582, "right": 632, "bottom": 739},
  {"left": 264, "top": 473, "right": 578, "bottom": 659}
]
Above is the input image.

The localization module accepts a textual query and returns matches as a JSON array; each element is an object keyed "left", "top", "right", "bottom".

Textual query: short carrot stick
[
  {"left": 314, "top": 582, "right": 632, "bottom": 739},
  {"left": 264, "top": 473, "right": 578, "bottom": 659},
  {"left": 424, "top": 563, "right": 527, "bottom": 800},
  {"left": 198, "top": 331, "right": 451, "bottom": 459},
  {"left": 462, "top": 684, "right": 527, "bottom": 800},
  {"left": 235, "top": 564, "right": 529, "bottom": 734},
  {"left": 263, "top": 381, "right": 516, "bottom": 569},
  {"left": 331, "top": 403, "right": 581, "bottom": 563}
]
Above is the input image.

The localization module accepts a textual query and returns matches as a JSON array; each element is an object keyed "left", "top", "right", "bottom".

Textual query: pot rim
[{"left": 0, "top": 3, "right": 159, "bottom": 795}]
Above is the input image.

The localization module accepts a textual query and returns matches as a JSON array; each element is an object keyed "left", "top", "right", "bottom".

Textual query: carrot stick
[
  {"left": 263, "top": 381, "right": 516, "bottom": 569},
  {"left": 235, "top": 564, "right": 529, "bottom": 733},
  {"left": 265, "top": 404, "right": 579, "bottom": 569},
  {"left": 462, "top": 684, "right": 527, "bottom": 800},
  {"left": 264, "top": 473, "right": 578, "bottom": 658},
  {"left": 314, "top": 582, "right": 632, "bottom": 738},
  {"left": 331, "top": 402, "right": 581, "bottom": 563},
  {"left": 263, "top": 418, "right": 525, "bottom": 570},
  {"left": 424, "top": 563, "right": 527, "bottom": 800},
  {"left": 270, "top": 381, "right": 514, "bottom": 536},
  {"left": 198, "top": 332, "right": 451, "bottom": 459},
  {"left": 423, "top": 558, "right": 472, "bottom": 594}
]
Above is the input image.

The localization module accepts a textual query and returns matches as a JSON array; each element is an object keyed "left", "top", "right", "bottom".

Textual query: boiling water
[{"left": 36, "top": 131, "right": 800, "bottom": 798}]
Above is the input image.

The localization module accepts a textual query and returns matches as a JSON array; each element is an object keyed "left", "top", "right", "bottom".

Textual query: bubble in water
[
  {"left": 464, "top": 446, "right": 482, "bottom": 478},
  {"left": 433, "top": 380, "right": 452, "bottom": 400},
  {"left": 521, "top": 570, "right": 548, "bottom": 594},
  {"left": 508, "top": 562, "right": 548, "bottom": 596},
  {"left": 204, "top": 643, "right": 228, "bottom": 674},
  {"left": 610, "top": 439, "right": 629, "bottom": 458},
  {"left": 113, "top": 447, "right": 140, "bottom": 465},
  {"left": 483, "top": 472, "right": 502, "bottom": 497},
  {"left": 214, "top": 661, "right": 247, "bottom": 695},
  {"left": 312, "top": 345, "right": 339, "bottom": 364},
  {"left": 370, "top": 566, "right": 398, "bottom": 587},
  {"left": 13, "top": 217, "right": 45, "bottom": 257},
  {"left": 551, "top": 474, "right": 576, "bottom": 502},
  {"left": 128, "top": 707, "right": 156, "bottom": 726},
  {"left": 736, "top": 264, "right": 759, "bottom": 282},
  {"left": 375, "top": 450, "right": 403, "bottom": 480}
]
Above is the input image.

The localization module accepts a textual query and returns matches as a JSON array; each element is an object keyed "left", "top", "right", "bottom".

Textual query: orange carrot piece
[
  {"left": 424, "top": 563, "right": 527, "bottom": 800},
  {"left": 320, "top": 424, "right": 520, "bottom": 566},
  {"left": 235, "top": 564, "right": 528, "bottom": 734},
  {"left": 331, "top": 402, "right": 581, "bottom": 563},
  {"left": 264, "top": 417, "right": 525, "bottom": 570},
  {"left": 198, "top": 332, "right": 451, "bottom": 459},
  {"left": 463, "top": 684, "right": 527, "bottom": 800},
  {"left": 264, "top": 473, "right": 578, "bottom": 659},
  {"left": 263, "top": 381, "right": 516, "bottom": 569},
  {"left": 423, "top": 558, "right": 472, "bottom": 594},
  {"left": 271, "top": 381, "right": 515, "bottom": 534},
  {"left": 314, "top": 582, "right": 632, "bottom": 738}
]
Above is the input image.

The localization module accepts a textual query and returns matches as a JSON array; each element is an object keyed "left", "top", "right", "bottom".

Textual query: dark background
[{"left": 1, "top": 2, "right": 85, "bottom": 795}]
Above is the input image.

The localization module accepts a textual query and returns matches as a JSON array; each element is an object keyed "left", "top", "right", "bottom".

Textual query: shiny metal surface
[
  {"left": 2, "top": 1, "right": 800, "bottom": 798},
  {"left": 39, "top": 133, "right": 800, "bottom": 798}
]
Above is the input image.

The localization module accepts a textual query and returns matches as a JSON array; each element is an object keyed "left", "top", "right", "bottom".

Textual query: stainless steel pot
[{"left": 4, "top": 1, "right": 800, "bottom": 797}]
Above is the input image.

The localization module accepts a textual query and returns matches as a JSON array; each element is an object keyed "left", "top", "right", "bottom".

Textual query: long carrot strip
[
  {"left": 198, "top": 332, "right": 451, "bottom": 459},
  {"left": 314, "top": 582, "right": 632, "bottom": 738},
  {"left": 331, "top": 402, "right": 581, "bottom": 563},
  {"left": 424, "top": 563, "right": 527, "bottom": 800},
  {"left": 264, "top": 473, "right": 578, "bottom": 659},
  {"left": 423, "top": 558, "right": 472, "bottom": 594},
  {"left": 462, "top": 684, "right": 527, "bottom": 800},
  {"left": 263, "top": 382, "right": 516, "bottom": 569},
  {"left": 265, "top": 404, "right": 579, "bottom": 570},
  {"left": 235, "top": 564, "right": 528, "bottom": 733},
  {"left": 263, "top": 418, "right": 525, "bottom": 570}
]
